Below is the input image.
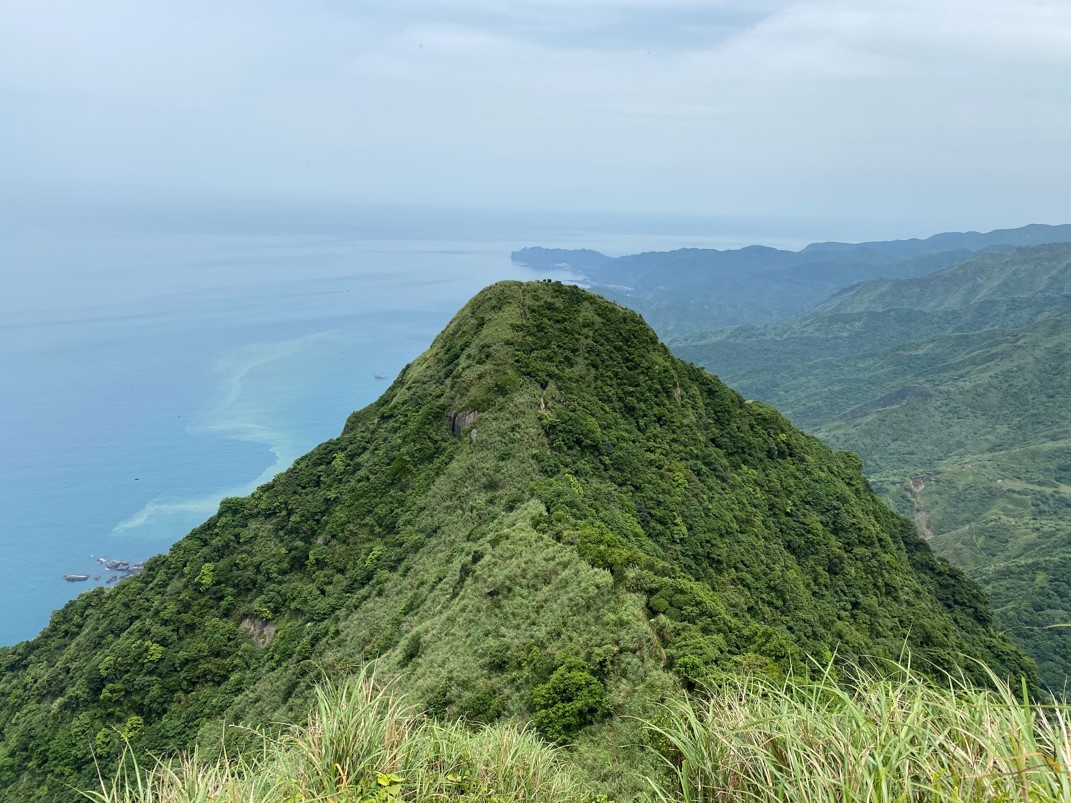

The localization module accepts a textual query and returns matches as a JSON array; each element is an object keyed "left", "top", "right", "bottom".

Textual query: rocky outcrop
[
  {"left": 449, "top": 410, "right": 479, "bottom": 438},
  {"left": 239, "top": 617, "right": 277, "bottom": 648}
]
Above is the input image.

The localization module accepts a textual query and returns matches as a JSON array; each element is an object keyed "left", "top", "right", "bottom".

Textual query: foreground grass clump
[
  {"left": 83, "top": 668, "right": 603, "bottom": 803},
  {"left": 649, "top": 661, "right": 1071, "bottom": 803},
  {"left": 85, "top": 659, "right": 1071, "bottom": 802}
]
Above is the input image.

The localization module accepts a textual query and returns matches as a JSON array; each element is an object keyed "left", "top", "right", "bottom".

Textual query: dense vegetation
[
  {"left": 85, "top": 668, "right": 605, "bottom": 803},
  {"left": 88, "top": 661, "right": 1071, "bottom": 803},
  {"left": 513, "top": 223, "right": 1071, "bottom": 334},
  {"left": 674, "top": 244, "right": 1071, "bottom": 689},
  {"left": 0, "top": 281, "right": 1031, "bottom": 800}
]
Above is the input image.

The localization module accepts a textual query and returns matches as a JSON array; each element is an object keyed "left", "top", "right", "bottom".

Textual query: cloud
[{"left": 1, "top": 0, "right": 1069, "bottom": 227}]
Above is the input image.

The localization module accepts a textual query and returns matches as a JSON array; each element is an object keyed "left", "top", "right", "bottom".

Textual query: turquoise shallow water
[{"left": 0, "top": 210, "right": 811, "bottom": 645}]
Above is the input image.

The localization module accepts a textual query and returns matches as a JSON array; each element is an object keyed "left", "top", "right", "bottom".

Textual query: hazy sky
[{"left": 2, "top": 0, "right": 1070, "bottom": 232}]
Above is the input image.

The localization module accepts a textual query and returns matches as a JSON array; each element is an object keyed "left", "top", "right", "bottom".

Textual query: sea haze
[{"left": 0, "top": 204, "right": 814, "bottom": 646}]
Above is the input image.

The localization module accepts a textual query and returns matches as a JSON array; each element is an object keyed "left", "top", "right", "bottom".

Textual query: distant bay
[{"left": 0, "top": 205, "right": 815, "bottom": 645}]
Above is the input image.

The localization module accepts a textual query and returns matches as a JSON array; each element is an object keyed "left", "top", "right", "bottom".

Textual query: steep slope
[
  {"left": 0, "top": 281, "right": 1031, "bottom": 801},
  {"left": 513, "top": 224, "right": 1071, "bottom": 335},
  {"left": 674, "top": 246, "right": 1071, "bottom": 688}
]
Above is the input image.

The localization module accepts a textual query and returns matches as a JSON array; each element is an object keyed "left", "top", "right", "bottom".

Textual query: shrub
[{"left": 531, "top": 658, "right": 608, "bottom": 742}]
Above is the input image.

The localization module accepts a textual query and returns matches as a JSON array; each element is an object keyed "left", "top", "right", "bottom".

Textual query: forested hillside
[
  {"left": 675, "top": 244, "right": 1071, "bottom": 688},
  {"left": 0, "top": 281, "right": 1030, "bottom": 801}
]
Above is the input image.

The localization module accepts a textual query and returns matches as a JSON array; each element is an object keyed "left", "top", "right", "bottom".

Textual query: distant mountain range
[{"left": 513, "top": 223, "right": 1071, "bottom": 335}]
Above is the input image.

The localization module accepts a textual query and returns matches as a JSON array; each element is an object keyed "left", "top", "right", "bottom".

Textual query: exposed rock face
[
  {"left": 450, "top": 410, "right": 479, "bottom": 437},
  {"left": 239, "top": 617, "right": 277, "bottom": 648}
]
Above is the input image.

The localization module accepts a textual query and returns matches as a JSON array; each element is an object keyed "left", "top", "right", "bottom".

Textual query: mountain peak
[
  {"left": 347, "top": 280, "right": 658, "bottom": 435},
  {"left": 0, "top": 280, "right": 1034, "bottom": 800}
]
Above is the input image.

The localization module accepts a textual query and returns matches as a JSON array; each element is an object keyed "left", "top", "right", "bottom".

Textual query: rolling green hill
[
  {"left": 0, "top": 281, "right": 1030, "bottom": 801},
  {"left": 674, "top": 244, "right": 1071, "bottom": 688}
]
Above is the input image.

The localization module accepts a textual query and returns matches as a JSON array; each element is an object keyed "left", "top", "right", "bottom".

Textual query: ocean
[{"left": 0, "top": 205, "right": 814, "bottom": 645}]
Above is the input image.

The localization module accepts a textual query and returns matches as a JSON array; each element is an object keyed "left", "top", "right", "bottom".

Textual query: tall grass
[
  {"left": 84, "top": 660, "right": 1071, "bottom": 802},
  {"left": 81, "top": 739, "right": 283, "bottom": 803},
  {"left": 82, "top": 667, "right": 600, "bottom": 803},
  {"left": 647, "top": 661, "right": 1071, "bottom": 803},
  {"left": 281, "top": 669, "right": 415, "bottom": 798}
]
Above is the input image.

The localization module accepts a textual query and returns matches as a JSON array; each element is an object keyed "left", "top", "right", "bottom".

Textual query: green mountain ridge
[
  {"left": 0, "top": 281, "right": 1032, "bottom": 801},
  {"left": 673, "top": 244, "right": 1071, "bottom": 688},
  {"left": 513, "top": 224, "right": 1071, "bottom": 335},
  {"left": 818, "top": 243, "right": 1071, "bottom": 316},
  {"left": 673, "top": 244, "right": 1071, "bottom": 416}
]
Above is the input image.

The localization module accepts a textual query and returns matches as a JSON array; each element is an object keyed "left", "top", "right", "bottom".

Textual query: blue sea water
[{"left": 0, "top": 206, "right": 814, "bottom": 646}]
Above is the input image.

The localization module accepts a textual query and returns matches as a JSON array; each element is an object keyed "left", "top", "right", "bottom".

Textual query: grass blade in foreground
[{"left": 648, "top": 661, "right": 1071, "bottom": 802}]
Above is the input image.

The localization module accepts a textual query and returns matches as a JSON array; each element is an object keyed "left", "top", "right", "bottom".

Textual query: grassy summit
[{"left": 0, "top": 281, "right": 1032, "bottom": 801}]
